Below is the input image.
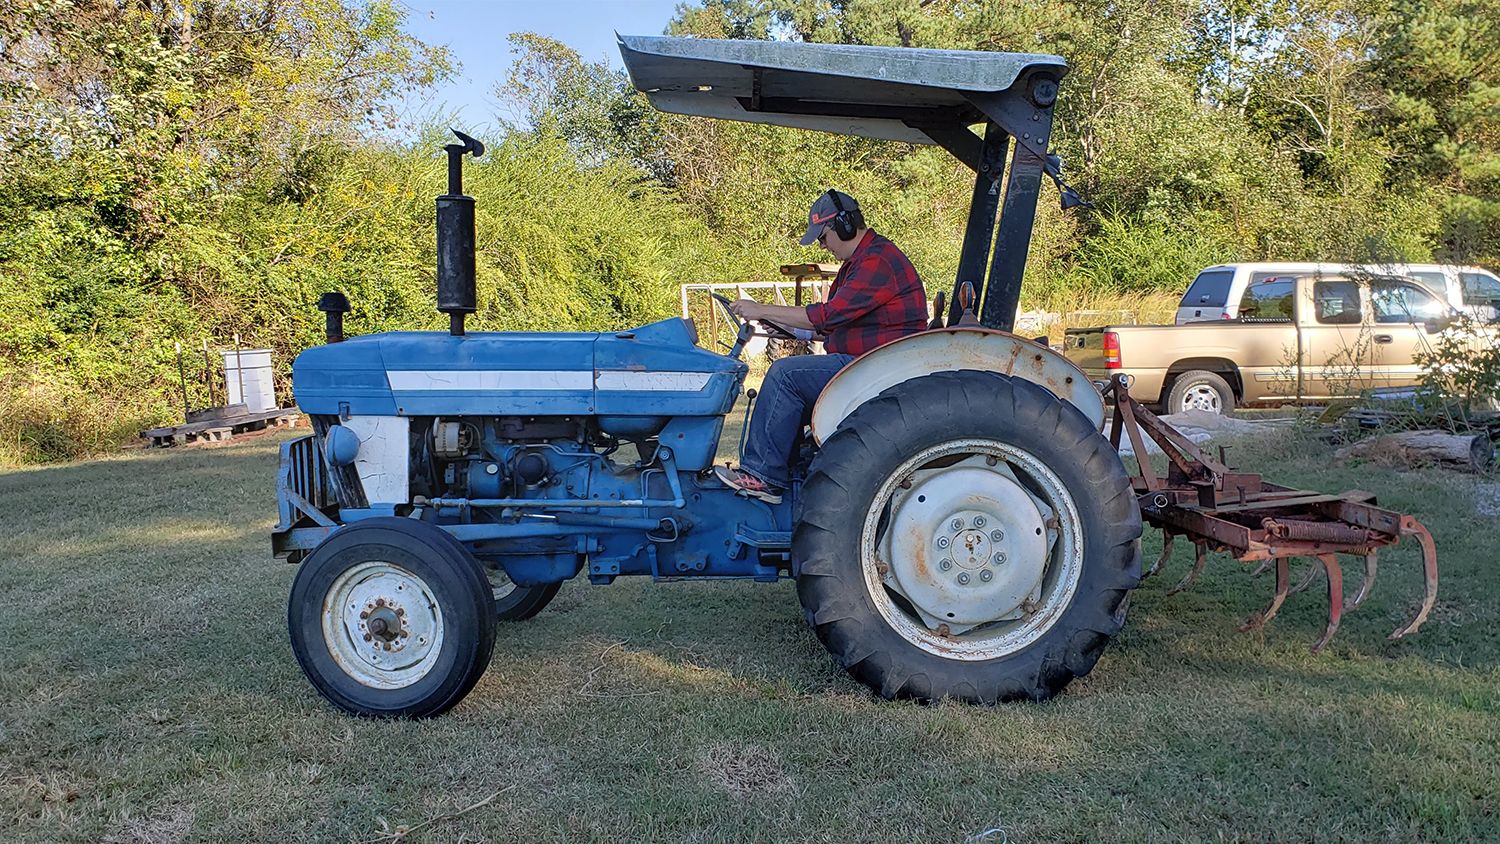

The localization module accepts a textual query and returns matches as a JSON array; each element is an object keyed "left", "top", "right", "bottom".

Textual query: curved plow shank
[
  {"left": 1168, "top": 542, "right": 1207, "bottom": 596},
  {"left": 1239, "top": 556, "right": 1290, "bottom": 632},
  {"left": 1147, "top": 533, "right": 1174, "bottom": 579},
  {"left": 1310, "top": 554, "right": 1344, "bottom": 653},
  {"left": 1389, "top": 518, "right": 1439, "bottom": 640},
  {"left": 1289, "top": 558, "right": 1323, "bottom": 595},
  {"left": 1249, "top": 558, "right": 1273, "bottom": 578},
  {"left": 1349, "top": 552, "right": 1377, "bottom": 610}
]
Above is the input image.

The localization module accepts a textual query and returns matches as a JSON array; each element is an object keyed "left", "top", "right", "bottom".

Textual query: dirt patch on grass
[
  {"left": 696, "top": 742, "right": 792, "bottom": 800},
  {"left": 102, "top": 804, "right": 194, "bottom": 844},
  {"left": 1475, "top": 483, "right": 1500, "bottom": 517}
]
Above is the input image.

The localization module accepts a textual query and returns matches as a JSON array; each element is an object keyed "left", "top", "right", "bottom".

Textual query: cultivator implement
[{"left": 1106, "top": 376, "right": 1438, "bottom": 651}]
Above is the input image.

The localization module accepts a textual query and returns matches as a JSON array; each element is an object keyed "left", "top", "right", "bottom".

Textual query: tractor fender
[{"left": 810, "top": 327, "right": 1105, "bottom": 444}]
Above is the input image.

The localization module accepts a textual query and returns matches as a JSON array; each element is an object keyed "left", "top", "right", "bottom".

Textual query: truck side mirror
[{"left": 1423, "top": 314, "right": 1455, "bottom": 333}]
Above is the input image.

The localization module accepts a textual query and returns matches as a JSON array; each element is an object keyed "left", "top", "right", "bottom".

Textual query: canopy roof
[{"left": 617, "top": 34, "right": 1067, "bottom": 146}]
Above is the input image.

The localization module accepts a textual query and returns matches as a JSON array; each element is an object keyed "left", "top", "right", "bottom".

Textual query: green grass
[{"left": 2, "top": 429, "right": 1497, "bottom": 842}]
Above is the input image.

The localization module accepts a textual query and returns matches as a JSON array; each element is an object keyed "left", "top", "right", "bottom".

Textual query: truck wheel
[
  {"left": 288, "top": 517, "right": 496, "bottom": 718},
  {"left": 1165, "top": 370, "right": 1233, "bottom": 415},
  {"left": 794, "top": 370, "right": 1141, "bottom": 703},
  {"left": 488, "top": 566, "right": 561, "bottom": 620}
]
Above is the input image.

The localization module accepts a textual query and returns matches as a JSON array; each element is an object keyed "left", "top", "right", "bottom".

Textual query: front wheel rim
[
  {"left": 1180, "top": 383, "right": 1222, "bottom": 413},
  {"left": 859, "top": 438, "right": 1085, "bottom": 661},
  {"left": 321, "top": 561, "right": 445, "bottom": 689}
]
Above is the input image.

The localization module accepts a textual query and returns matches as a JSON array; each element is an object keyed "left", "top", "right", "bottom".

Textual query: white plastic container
[{"left": 222, "top": 348, "right": 276, "bottom": 412}]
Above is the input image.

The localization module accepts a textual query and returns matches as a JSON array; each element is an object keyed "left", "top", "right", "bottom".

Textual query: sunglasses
[{"left": 816, "top": 227, "right": 833, "bottom": 246}]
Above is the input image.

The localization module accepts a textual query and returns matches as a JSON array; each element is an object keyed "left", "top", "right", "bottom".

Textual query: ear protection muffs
[{"left": 825, "top": 190, "right": 859, "bottom": 241}]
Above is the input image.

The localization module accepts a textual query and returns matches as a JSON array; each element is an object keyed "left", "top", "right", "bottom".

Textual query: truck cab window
[
  {"left": 1239, "top": 278, "right": 1296, "bottom": 321},
  {"left": 1460, "top": 272, "right": 1500, "bottom": 305},
  {"left": 1408, "top": 271, "right": 1449, "bottom": 300},
  {"left": 1312, "top": 280, "right": 1361, "bottom": 325},
  {"left": 1371, "top": 279, "right": 1445, "bottom": 324}
]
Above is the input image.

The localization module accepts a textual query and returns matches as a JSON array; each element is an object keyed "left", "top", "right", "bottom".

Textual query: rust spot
[{"left": 908, "top": 526, "right": 931, "bottom": 583}]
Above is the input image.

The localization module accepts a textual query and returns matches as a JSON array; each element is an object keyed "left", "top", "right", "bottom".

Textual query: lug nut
[
  {"left": 990, "top": 530, "right": 1004, "bottom": 542},
  {"left": 939, "top": 559, "right": 953, "bottom": 571},
  {"left": 950, "top": 518, "right": 965, "bottom": 531},
  {"left": 979, "top": 570, "right": 993, "bottom": 582},
  {"left": 957, "top": 573, "right": 970, "bottom": 585},
  {"left": 362, "top": 633, "right": 372, "bottom": 642},
  {"left": 993, "top": 552, "right": 1007, "bottom": 564},
  {"left": 936, "top": 536, "right": 950, "bottom": 549},
  {"left": 974, "top": 515, "right": 987, "bottom": 528}
]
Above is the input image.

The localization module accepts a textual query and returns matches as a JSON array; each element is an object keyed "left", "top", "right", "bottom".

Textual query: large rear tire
[
  {"left": 288, "top": 517, "right": 496, "bottom": 718},
  {"left": 794, "top": 370, "right": 1141, "bottom": 703}
]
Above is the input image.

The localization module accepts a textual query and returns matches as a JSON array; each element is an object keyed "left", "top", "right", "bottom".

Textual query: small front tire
[{"left": 288, "top": 518, "right": 496, "bottom": 718}]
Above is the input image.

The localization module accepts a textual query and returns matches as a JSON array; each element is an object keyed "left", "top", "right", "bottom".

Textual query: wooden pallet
[{"left": 143, "top": 408, "right": 302, "bottom": 447}]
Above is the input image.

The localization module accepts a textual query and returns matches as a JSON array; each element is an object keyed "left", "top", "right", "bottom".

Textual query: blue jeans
[{"left": 740, "top": 353, "right": 856, "bottom": 488}]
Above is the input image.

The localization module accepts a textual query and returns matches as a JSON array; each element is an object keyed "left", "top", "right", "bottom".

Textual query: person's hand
[{"left": 730, "top": 298, "right": 761, "bottom": 321}]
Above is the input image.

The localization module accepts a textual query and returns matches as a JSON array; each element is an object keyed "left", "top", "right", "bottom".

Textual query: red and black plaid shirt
[{"left": 805, "top": 231, "right": 927, "bottom": 357}]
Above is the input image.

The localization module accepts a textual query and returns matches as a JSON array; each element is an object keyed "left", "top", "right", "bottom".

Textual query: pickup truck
[{"left": 1067, "top": 272, "right": 1462, "bottom": 414}]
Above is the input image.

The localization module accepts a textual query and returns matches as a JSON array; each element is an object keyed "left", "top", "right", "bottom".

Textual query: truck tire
[
  {"left": 794, "top": 370, "right": 1141, "bottom": 703},
  {"left": 288, "top": 517, "right": 496, "bottom": 718},
  {"left": 1164, "top": 370, "right": 1234, "bottom": 415},
  {"left": 488, "top": 568, "right": 561, "bottom": 621}
]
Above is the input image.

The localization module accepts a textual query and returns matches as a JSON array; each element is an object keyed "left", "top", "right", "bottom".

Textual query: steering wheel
[
  {"left": 709, "top": 292, "right": 805, "bottom": 340},
  {"left": 709, "top": 292, "right": 743, "bottom": 329}
]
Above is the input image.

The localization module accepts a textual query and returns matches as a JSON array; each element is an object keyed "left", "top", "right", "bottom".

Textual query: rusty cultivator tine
[
  {"left": 1108, "top": 374, "right": 1441, "bottom": 652},
  {"left": 1349, "top": 552, "right": 1377, "bottom": 610},
  {"left": 1148, "top": 533, "right": 1174, "bottom": 579},
  {"left": 1239, "top": 556, "right": 1290, "bottom": 632},
  {"left": 1389, "top": 517, "right": 1439, "bottom": 641},
  {"left": 1311, "top": 554, "right": 1345, "bottom": 652},
  {"left": 1289, "top": 558, "right": 1323, "bottom": 595},
  {"left": 1168, "top": 542, "right": 1208, "bottom": 595}
]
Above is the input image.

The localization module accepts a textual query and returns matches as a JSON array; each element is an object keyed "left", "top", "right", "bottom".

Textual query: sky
[{"left": 399, "top": 0, "right": 685, "bottom": 130}]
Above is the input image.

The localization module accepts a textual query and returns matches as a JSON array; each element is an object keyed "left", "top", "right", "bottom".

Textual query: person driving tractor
[{"left": 716, "top": 190, "right": 928, "bottom": 503}]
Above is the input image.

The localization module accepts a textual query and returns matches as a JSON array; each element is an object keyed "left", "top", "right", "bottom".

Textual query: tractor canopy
[{"left": 618, "top": 35, "right": 1078, "bottom": 330}]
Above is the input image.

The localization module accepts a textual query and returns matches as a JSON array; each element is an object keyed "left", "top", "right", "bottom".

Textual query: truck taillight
[{"left": 1103, "top": 331, "right": 1121, "bottom": 369}]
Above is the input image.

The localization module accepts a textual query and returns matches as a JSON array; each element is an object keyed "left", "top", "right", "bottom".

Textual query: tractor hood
[{"left": 293, "top": 317, "right": 745, "bottom": 418}]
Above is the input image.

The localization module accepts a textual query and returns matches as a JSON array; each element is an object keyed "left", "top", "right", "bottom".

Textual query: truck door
[
  {"left": 1301, "top": 276, "right": 1376, "bottom": 399},
  {"left": 1236, "top": 277, "right": 1302, "bottom": 401},
  {"left": 1368, "top": 277, "right": 1449, "bottom": 389}
]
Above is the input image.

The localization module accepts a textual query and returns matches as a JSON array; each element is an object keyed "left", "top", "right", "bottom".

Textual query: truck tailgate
[{"left": 1063, "top": 327, "right": 1108, "bottom": 370}]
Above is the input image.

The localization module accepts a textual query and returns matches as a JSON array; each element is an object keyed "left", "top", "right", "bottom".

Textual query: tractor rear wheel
[
  {"left": 288, "top": 517, "right": 496, "bottom": 718},
  {"left": 794, "top": 370, "right": 1141, "bottom": 703}
]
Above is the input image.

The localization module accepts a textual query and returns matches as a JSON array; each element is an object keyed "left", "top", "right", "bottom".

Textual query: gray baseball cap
[{"left": 799, "top": 190, "right": 859, "bottom": 246}]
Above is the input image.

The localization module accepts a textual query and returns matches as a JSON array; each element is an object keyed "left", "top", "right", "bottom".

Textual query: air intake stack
[{"left": 436, "top": 129, "right": 484, "bottom": 336}]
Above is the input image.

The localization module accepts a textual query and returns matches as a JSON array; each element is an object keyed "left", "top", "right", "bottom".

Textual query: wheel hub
[
  {"left": 1182, "top": 385, "right": 1220, "bottom": 413},
  {"left": 880, "top": 458, "right": 1052, "bottom": 633},
  {"left": 322, "top": 561, "right": 444, "bottom": 689}
]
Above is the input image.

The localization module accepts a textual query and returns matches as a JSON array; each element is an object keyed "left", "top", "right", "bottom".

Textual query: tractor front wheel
[
  {"left": 794, "top": 370, "right": 1141, "bottom": 703},
  {"left": 288, "top": 517, "right": 496, "bottom": 718},
  {"left": 487, "top": 566, "right": 561, "bottom": 620}
]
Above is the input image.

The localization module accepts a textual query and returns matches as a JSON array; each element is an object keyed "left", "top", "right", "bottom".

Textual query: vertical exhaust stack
[
  {"left": 436, "top": 129, "right": 484, "bottom": 336},
  {"left": 317, "top": 291, "right": 350, "bottom": 343}
]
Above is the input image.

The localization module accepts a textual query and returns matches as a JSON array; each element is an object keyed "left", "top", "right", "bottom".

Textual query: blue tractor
[{"left": 275, "top": 36, "right": 1141, "bottom": 717}]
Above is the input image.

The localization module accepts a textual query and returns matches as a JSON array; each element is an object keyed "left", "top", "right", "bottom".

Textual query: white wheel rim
[
  {"left": 859, "top": 439, "right": 1085, "bottom": 661},
  {"left": 322, "top": 561, "right": 445, "bottom": 689},
  {"left": 1179, "top": 384, "right": 1222, "bottom": 413},
  {"left": 488, "top": 567, "right": 518, "bottom": 602}
]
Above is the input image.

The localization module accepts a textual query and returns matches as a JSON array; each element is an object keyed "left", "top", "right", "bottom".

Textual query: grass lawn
[{"left": 2, "top": 426, "right": 1496, "bottom": 842}]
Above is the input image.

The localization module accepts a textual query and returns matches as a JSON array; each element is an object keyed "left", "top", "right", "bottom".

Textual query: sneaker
[{"left": 714, "top": 465, "right": 783, "bottom": 504}]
